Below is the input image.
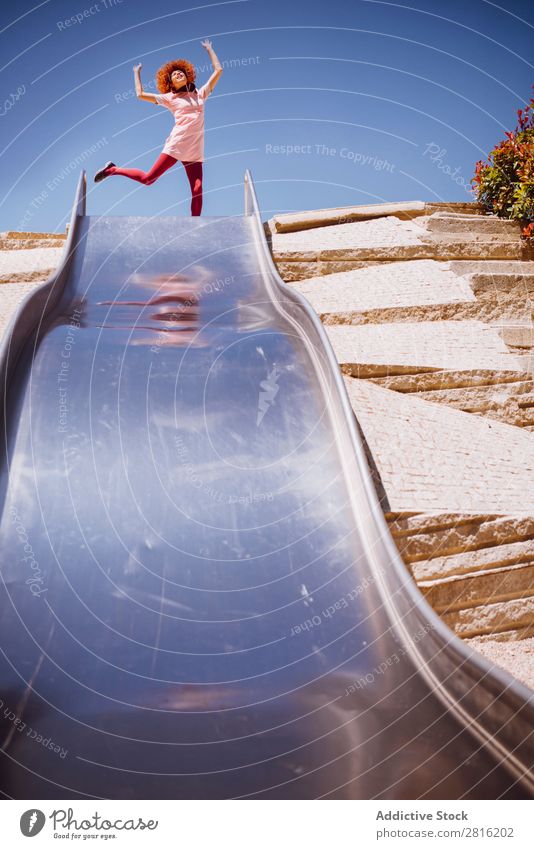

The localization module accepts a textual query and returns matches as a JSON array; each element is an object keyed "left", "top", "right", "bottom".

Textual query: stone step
[
  {"left": 411, "top": 380, "right": 534, "bottom": 428},
  {"left": 421, "top": 562, "right": 534, "bottom": 614},
  {"left": 0, "top": 238, "right": 67, "bottom": 251},
  {"left": 290, "top": 259, "right": 475, "bottom": 318},
  {"left": 274, "top": 241, "right": 528, "bottom": 264},
  {"left": 424, "top": 203, "right": 488, "bottom": 216},
  {"left": 272, "top": 216, "right": 427, "bottom": 259},
  {"left": 469, "top": 271, "right": 534, "bottom": 295},
  {"left": 388, "top": 512, "right": 498, "bottom": 538},
  {"left": 277, "top": 258, "right": 534, "bottom": 284},
  {"left": 450, "top": 260, "right": 534, "bottom": 275},
  {"left": 269, "top": 201, "right": 427, "bottom": 233},
  {"left": 327, "top": 321, "right": 525, "bottom": 376},
  {"left": 0, "top": 231, "right": 66, "bottom": 251},
  {"left": 276, "top": 260, "right": 372, "bottom": 282},
  {"left": 269, "top": 201, "right": 486, "bottom": 234},
  {"left": 0, "top": 270, "right": 55, "bottom": 285},
  {"left": 411, "top": 539, "right": 534, "bottom": 582},
  {"left": 469, "top": 626, "right": 534, "bottom": 642},
  {"left": 424, "top": 212, "right": 522, "bottom": 236},
  {"left": 392, "top": 515, "right": 534, "bottom": 561},
  {"left": 469, "top": 629, "right": 534, "bottom": 645},
  {"left": 318, "top": 299, "right": 531, "bottom": 328},
  {"left": 1, "top": 231, "right": 65, "bottom": 239},
  {"left": 441, "top": 596, "right": 534, "bottom": 639},
  {"left": 370, "top": 370, "right": 527, "bottom": 392}
]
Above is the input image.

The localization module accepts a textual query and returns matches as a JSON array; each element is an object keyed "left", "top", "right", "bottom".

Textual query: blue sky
[{"left": 0, "top": 0, "right": 532, "bottom": 231}]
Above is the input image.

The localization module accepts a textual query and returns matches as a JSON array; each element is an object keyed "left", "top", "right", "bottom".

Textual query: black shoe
[{"left": 94, "top": 161, "right": 116, "bottom": 183}]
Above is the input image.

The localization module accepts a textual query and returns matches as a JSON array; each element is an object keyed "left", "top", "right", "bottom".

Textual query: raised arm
[
  {"left": 133, "top": 63, "right": 158, "bottom": 104},
  {"left": 200, "top": 39, "right": 223, "bottom": 94}
]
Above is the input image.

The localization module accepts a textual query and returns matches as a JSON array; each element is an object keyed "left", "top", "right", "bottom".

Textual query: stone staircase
[{"left": 268, "top": 201, "right": 534, "bottom": 690}]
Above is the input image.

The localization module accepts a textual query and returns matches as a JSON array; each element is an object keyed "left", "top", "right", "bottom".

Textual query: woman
[{"left": 94, "top": 39, "right": 222, "bottom": 216}]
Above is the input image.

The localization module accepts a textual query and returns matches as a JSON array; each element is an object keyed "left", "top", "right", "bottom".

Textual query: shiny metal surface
[{"left": 0, "top": 172, "right": 533, "bottom": 799}]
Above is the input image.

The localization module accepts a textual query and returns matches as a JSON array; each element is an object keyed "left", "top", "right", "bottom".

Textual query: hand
[
  {"left": 201, "top": 39, "right": 212, "bottom": 50},
  {"left": 133, "top": 63, "right": 142, "bottom": 73}
]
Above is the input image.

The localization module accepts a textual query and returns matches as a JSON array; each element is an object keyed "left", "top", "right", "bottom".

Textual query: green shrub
[{"left": 471, "top": 86, "right": 534, "bottom": 239}]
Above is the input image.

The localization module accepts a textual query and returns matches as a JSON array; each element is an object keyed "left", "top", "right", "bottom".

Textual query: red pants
[{"left": 107, "top": 154, "right": 203, "bottom": 216}]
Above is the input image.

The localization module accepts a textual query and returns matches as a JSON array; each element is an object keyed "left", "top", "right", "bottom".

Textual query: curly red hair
[{"left": 156, "top": 59, "right": 196, "bottom": 94}]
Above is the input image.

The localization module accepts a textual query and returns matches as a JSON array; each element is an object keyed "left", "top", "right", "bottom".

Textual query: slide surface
[{"left": 0, "top": 172, "right": 533, "bottom": 799}]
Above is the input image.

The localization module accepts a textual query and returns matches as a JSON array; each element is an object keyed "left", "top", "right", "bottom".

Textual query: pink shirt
[{"left": 154, "top": 83, "right": 211, "bottom": 163}]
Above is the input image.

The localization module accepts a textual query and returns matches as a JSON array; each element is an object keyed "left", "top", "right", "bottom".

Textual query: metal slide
[{"left": 0, "top": 171, "right": 533, "bottom": 800}]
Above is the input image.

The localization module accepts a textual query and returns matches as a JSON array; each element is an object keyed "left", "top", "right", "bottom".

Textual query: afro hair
[{"left": 156, "top": 59, "right": 197, "bottom": 94}]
